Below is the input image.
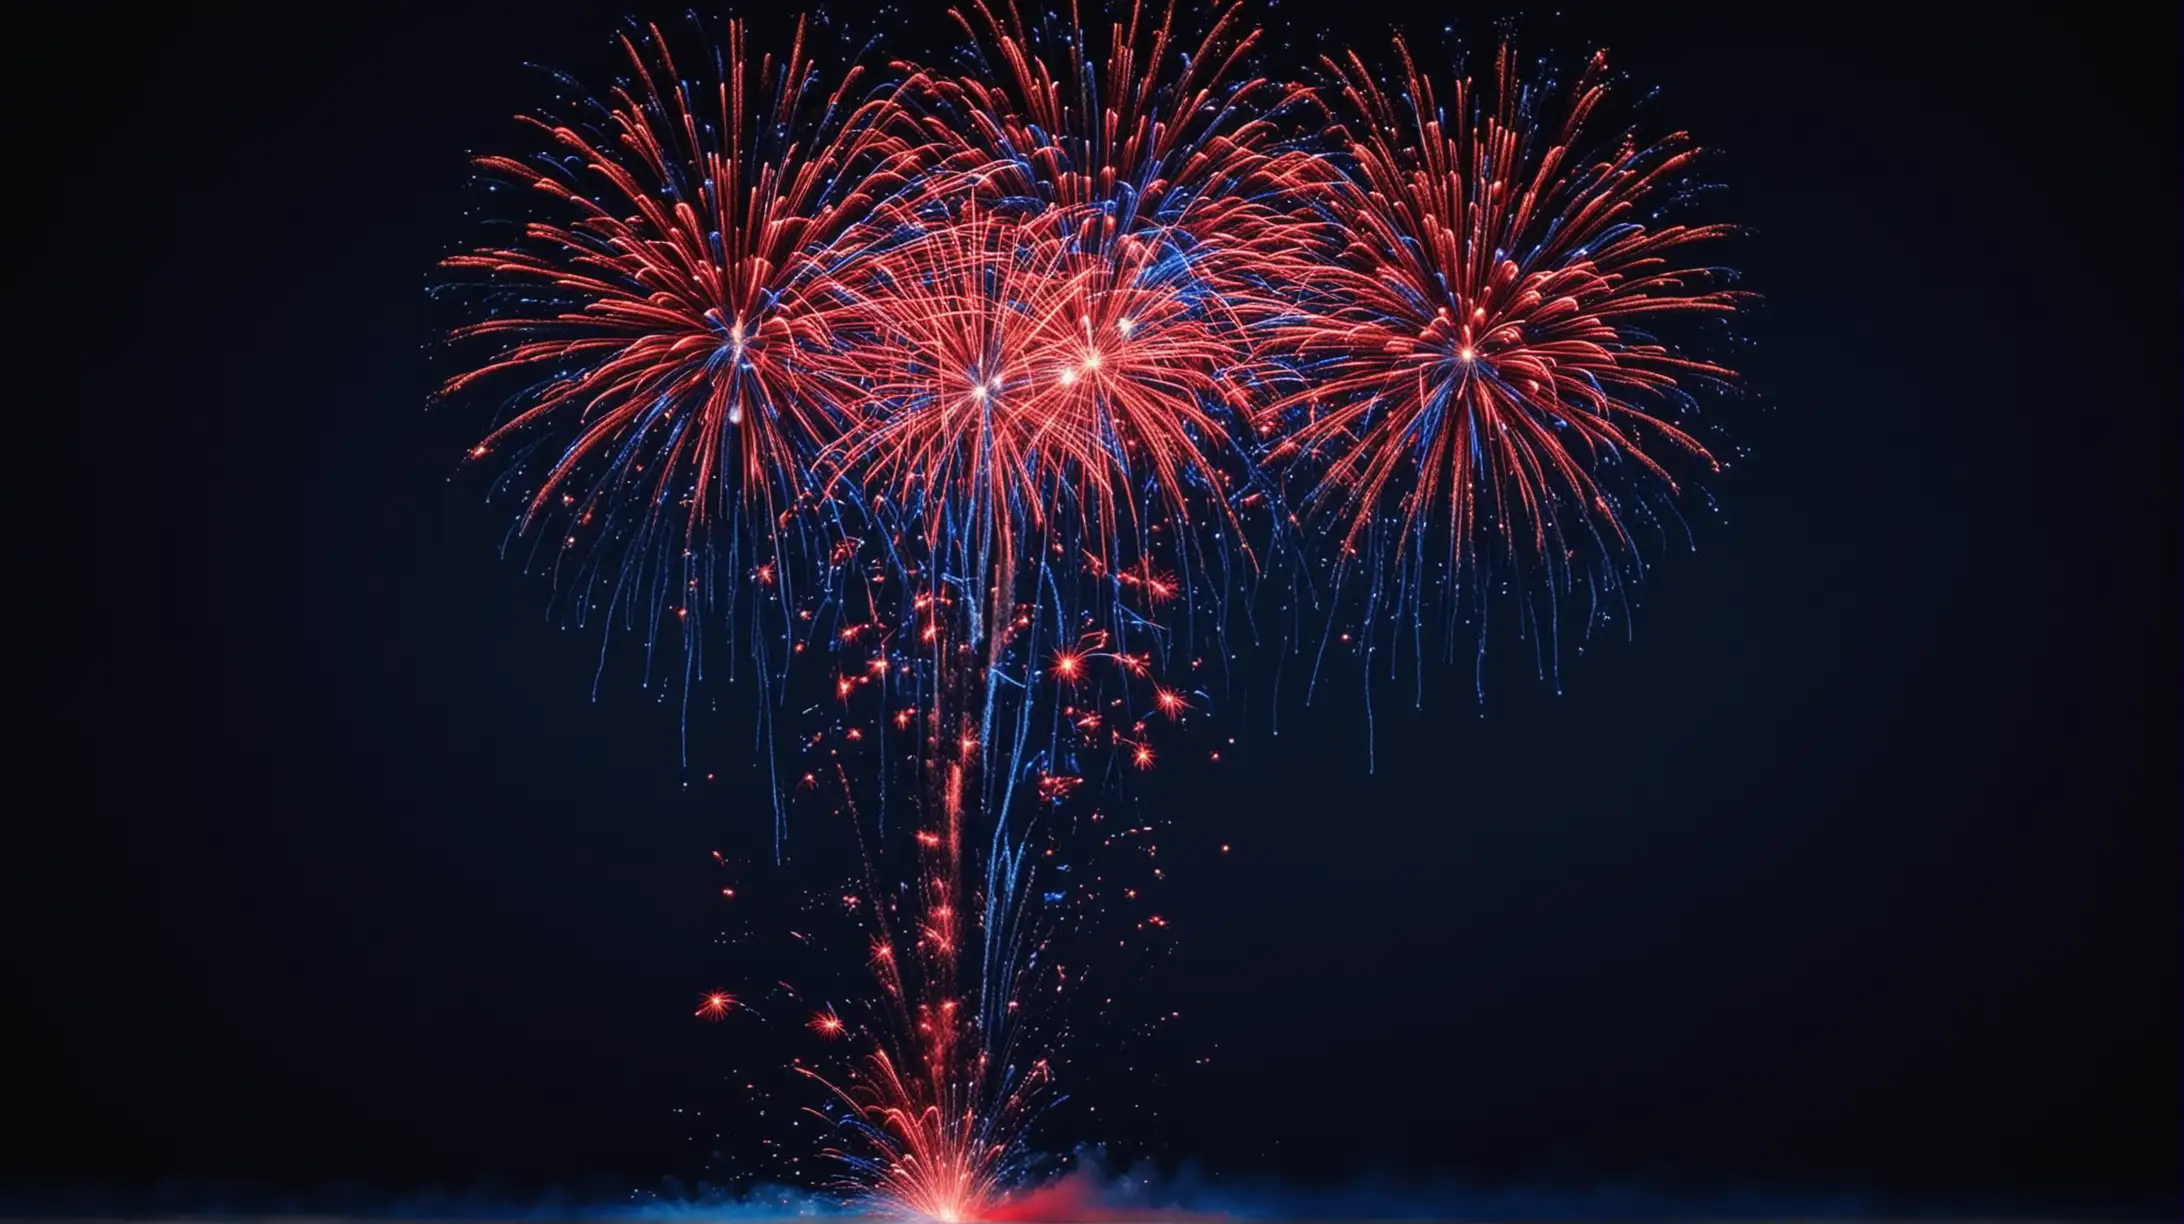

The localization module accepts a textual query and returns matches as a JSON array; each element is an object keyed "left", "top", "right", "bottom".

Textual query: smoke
[
  {"left": 0, "top": 1176, "right": 848, "bottom": 1220},
  {"left": 981, "top": 1151, "right": 1876, "bottom": 1222},
  {"left": 6, "top": 1155, "right": 2162, "bottom": 1221}
]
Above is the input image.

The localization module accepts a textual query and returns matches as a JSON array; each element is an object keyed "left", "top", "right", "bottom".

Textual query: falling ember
[{"left": 809, "top": 1008, "right": 846, "bottom": 1038}]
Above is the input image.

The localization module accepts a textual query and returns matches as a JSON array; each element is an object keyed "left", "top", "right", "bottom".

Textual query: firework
[
  {"left": 441, "top": 9, "right": 1750, "bottom": 1218},
  {"left": 1270, "top": 39, "right": 1746, "bottom": 680},
  {"left": 801, "top": 0, "right": 1331, "bottom": 668},
  {"left": 696, "top": 991, "right": 737, "bottom": 1022},
  {"left": 437, "top": 20, "right": 942, "bottom": 798},
  {"left": 794, "top": 758, "right": 1057, "bottom": 1222},
  {"left": 815, "top": 205, "right": 1265, "bottom": 654},
  {"left": 443, "top": 16, "right": 907, "bottom": 530}
]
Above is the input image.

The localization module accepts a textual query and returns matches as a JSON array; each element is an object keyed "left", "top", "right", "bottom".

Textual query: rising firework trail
[
  {"left": 765, "top": 11, "right": 1317, "bottom": 1200},
  {"left": 792, "top": 755, "right": 1053, "bottom": 1222},
  {"left": 780, "top": 198, "right": 1230, "bottom": 1208}
]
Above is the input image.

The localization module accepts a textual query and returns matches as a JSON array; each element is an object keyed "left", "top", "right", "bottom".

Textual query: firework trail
[
  {"left": 792, "top": 756, "right": 1052, "bottom": 1222},
  {"left": 765, "top": 11, "right": 1317, "bottom": 1202},
  {"left": 1268, "top": 38, "right": 1747, "bottom": 706},
  {"left": 769, "top": 201, "right": 1260, "bottom": 1216},
  {"left": 773, "top": 573, "right": 1191, "bottom": 1218}
]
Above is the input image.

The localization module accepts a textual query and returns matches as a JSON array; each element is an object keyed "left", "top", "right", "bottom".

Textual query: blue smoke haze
[{"left": 3, "top": 1159, "right": 2172, "bottom": 1223}]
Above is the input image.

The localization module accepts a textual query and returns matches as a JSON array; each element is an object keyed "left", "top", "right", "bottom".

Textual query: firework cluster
[
  {"left": 444, "top": 0, "right": 1745, "bottom": 708},
  {"left": 440, "top": 1, "right": 1746, "bottom": 1215}
]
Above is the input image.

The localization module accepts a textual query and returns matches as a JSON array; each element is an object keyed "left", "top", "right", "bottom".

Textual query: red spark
[{"left": 695, "top": 992, "right": 735, "bottom": 1022}]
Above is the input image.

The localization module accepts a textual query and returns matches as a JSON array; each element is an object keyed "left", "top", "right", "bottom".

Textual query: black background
[{"left": 9, "top": 0, "right": 2178, "bottom": 1212}]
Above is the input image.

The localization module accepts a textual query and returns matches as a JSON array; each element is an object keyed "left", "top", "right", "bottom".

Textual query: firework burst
[
  {"left": 815, "top": 205, "right": 1265, "bottom": 654},
  {"left": 438, "top": 21, "right": 941, "bottom": 769},
  {"left": 696, "top": 991, "right": 737, "bottom": 1022},
  {"left": 1271, "top": 38, "right": 1747, "bottom": 688}
]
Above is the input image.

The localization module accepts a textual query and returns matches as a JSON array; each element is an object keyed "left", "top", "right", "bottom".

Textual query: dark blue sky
[{"left": 9, "top": 0, "right": 2177, "bottom": 1211}]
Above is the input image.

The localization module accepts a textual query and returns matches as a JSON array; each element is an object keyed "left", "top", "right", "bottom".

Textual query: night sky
[{"left": 10, "top": 0, "right": 2178, "bottom": 1213}]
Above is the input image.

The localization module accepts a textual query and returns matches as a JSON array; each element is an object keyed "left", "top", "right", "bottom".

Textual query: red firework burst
[
  {"left": 441, "top": 19, "right": 925, "bottom": 554},
  {"left": 695, "top": 991, "right": 736, "bottom": 1022},
  {"left": 1273, "top": 39, "right": 1747, "bottom": 586},
  {"left": 817, "top": 206, "right": 1262, "bottom": 639}
]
